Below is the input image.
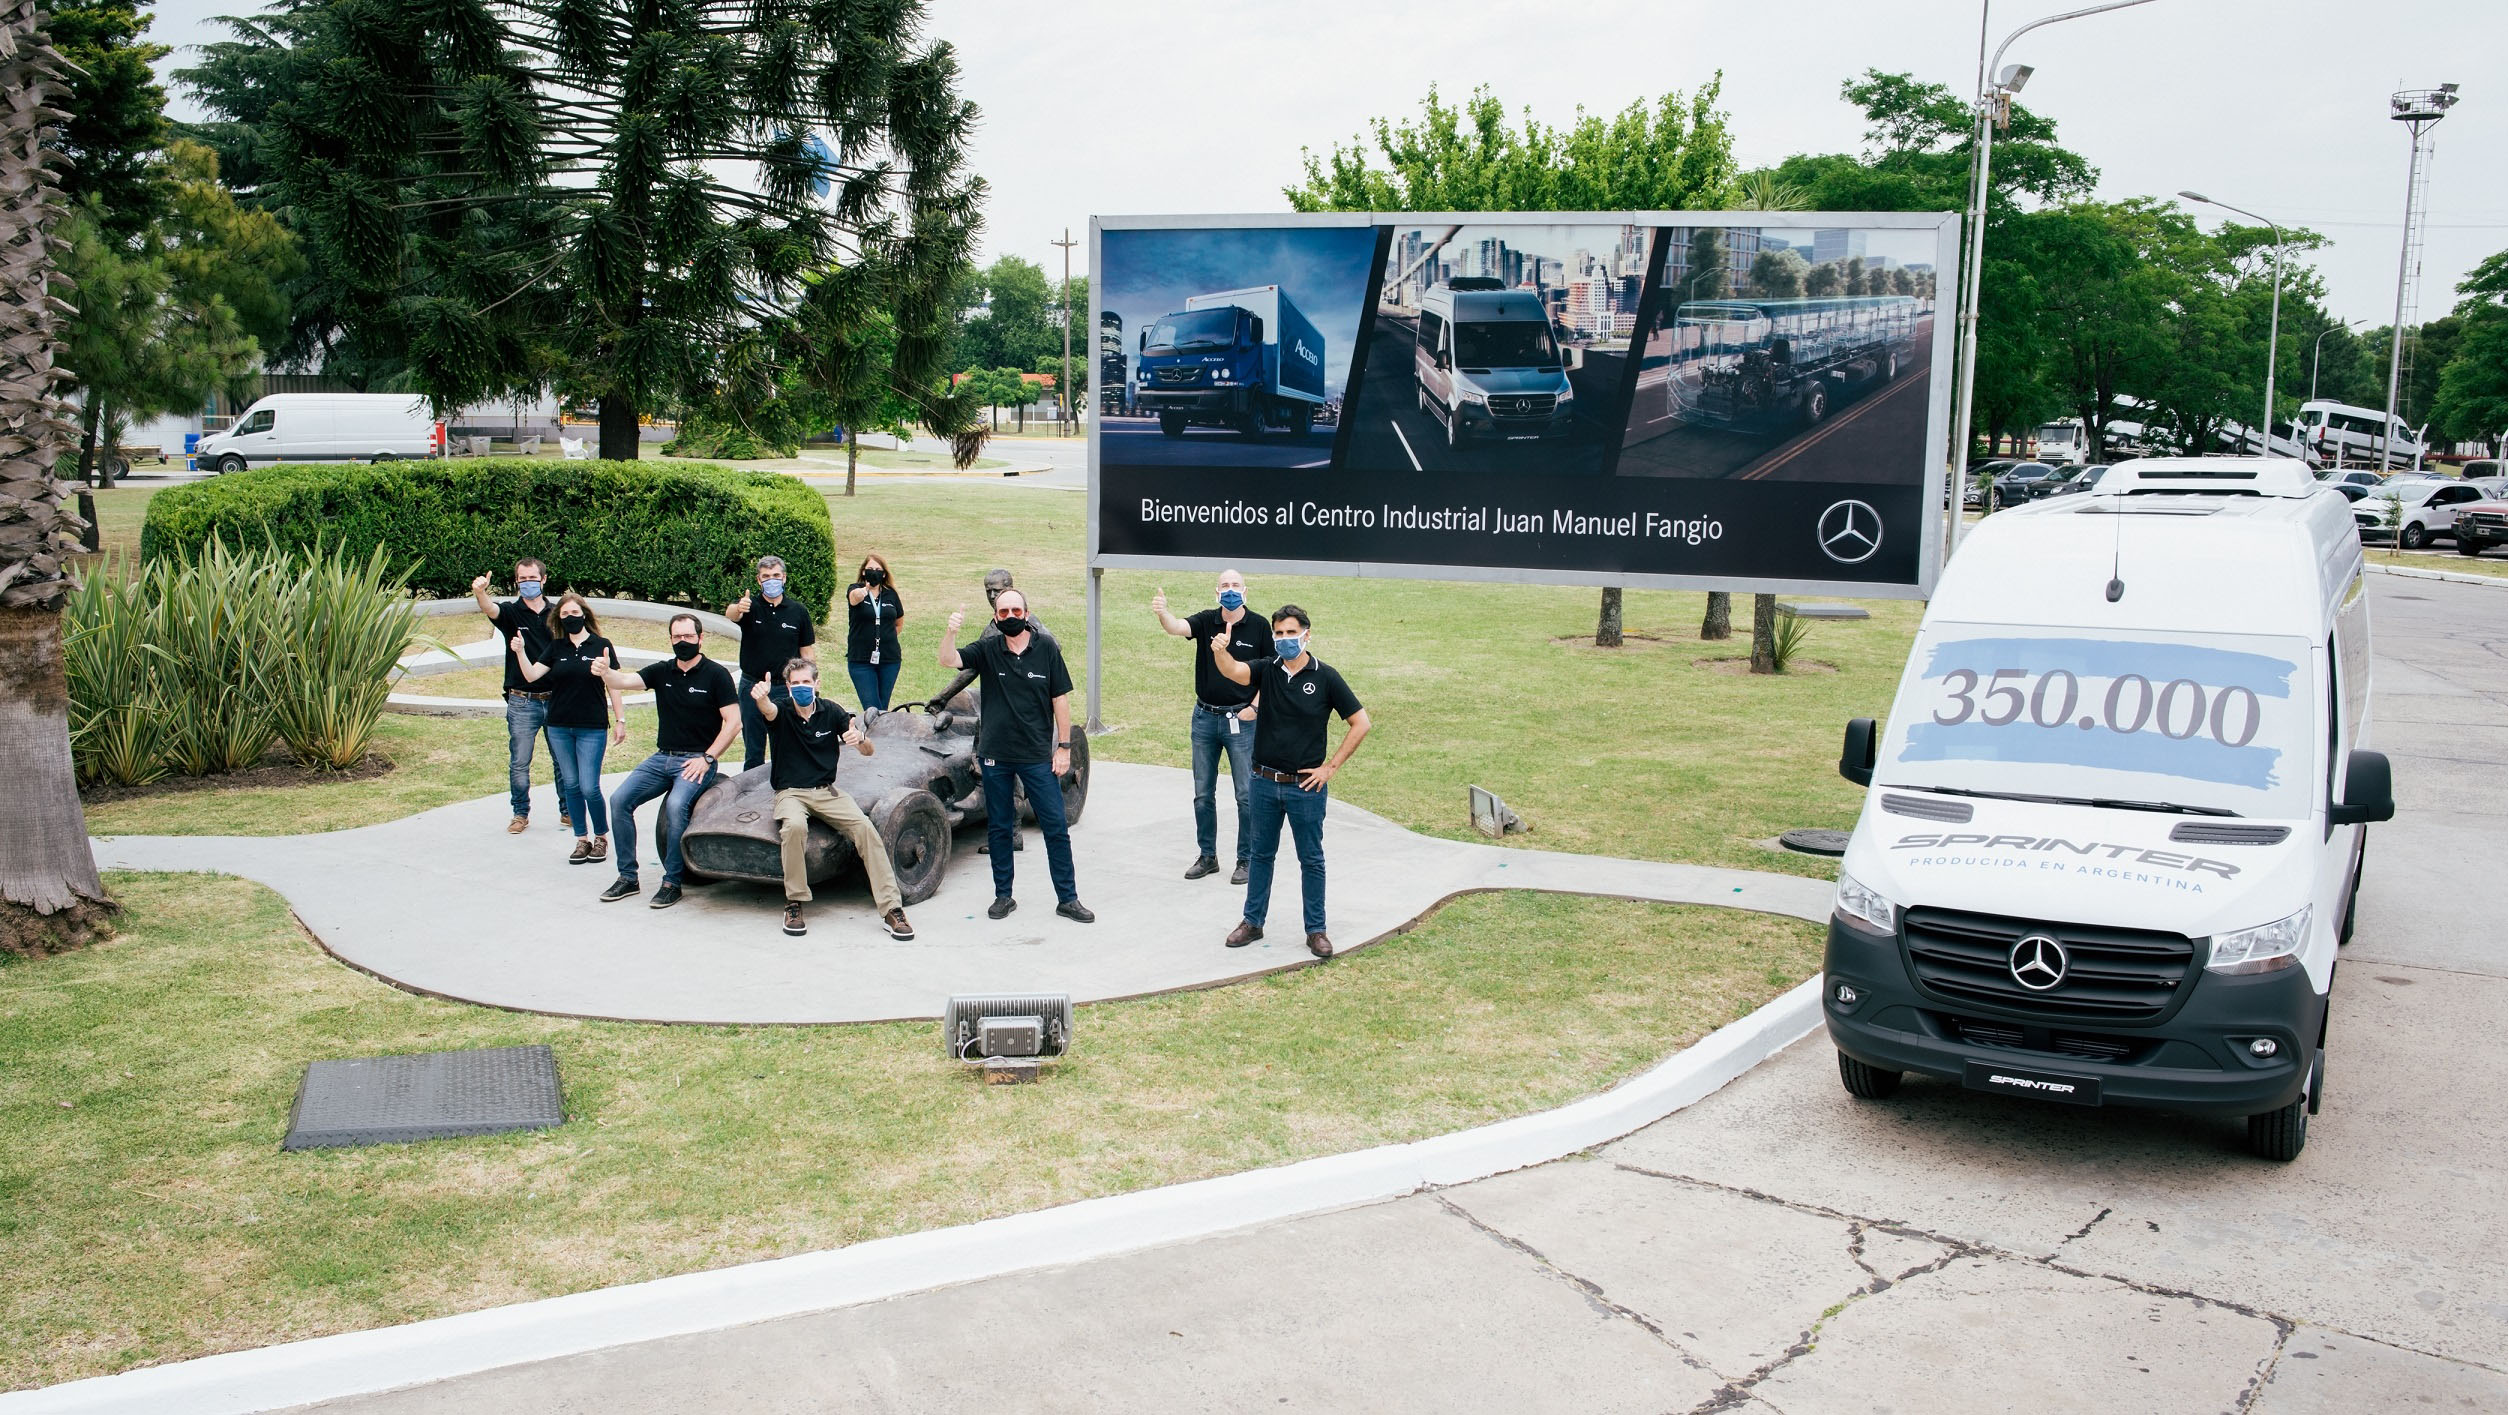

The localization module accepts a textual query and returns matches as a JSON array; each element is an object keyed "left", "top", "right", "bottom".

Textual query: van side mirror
[
  {"left": 1839, "top": 718, "right": 1877, "bottom": 788},
  {"left": 2327, "top": 749, "right": 2395, "bottom": 826}
]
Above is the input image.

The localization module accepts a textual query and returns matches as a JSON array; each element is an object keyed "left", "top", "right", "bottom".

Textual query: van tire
[
  {"left": 373, "top": 452, "right": 399, "bottom": 463},
  {"left": 1836, "top": 1050, "right": 1902, "bottom": 1099},
  {"left": 1443, "top": 404, "right": 1460, "bottom": 449},
  {"left": 1158, "top": 413, "right": 1186, "bottom": 438},
  {"left": 2246, "top": 1095, "right": 2308, "bottom": 1161},
  {"left": 216, "top": 454, "right": 246, "bottom": 474},
  {"left": 2399, "top": 523, "right": 2428, "bottom": 550}
]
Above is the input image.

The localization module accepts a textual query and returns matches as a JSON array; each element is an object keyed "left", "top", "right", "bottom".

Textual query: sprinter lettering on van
[{"left": 1889, "top": 832, "right": 2240, "bottom": 880}]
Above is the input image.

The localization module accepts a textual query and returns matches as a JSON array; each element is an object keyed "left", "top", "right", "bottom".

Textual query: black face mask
[
  {"left": 995, "top": 615, "right": 1029, "bottom": 637},
  {"left": 672, "top": 641, "right": 701, "bottom": 662},
  {"left": 864, "top": 567, "right": 886, "bottom": 585},
  {"left": 559, "top": 614, "right": 586, "bottom": 631}
]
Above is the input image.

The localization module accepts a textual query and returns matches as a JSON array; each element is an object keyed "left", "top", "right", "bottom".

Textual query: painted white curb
[
  {"left": 2365, "top": 562, "right": 2508, "bottom": 588},
  {"left": 0, "top": 979, "right": 1827, "bottom": 1415}
]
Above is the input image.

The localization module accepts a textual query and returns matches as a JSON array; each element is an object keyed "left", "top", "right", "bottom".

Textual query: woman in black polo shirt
[
  {"left": 844, "top": 551, "right": 907, "bottom": 710},
  {"left": 514, "top": 592, "right": 627, "bottom": 864}
]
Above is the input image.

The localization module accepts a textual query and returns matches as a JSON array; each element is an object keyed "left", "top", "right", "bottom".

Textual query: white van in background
[
  {"left": 194, "top": 393, "right": 442, "bottom": 473},
  {"left": 1826, "top": 456, "right": 2390, "bottom": 1161}
]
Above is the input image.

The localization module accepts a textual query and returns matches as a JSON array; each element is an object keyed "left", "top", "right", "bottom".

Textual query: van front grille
[
  {"left": 1902, "top": 907, "right": 2196, "bottom": 1022},
  {"left": 1488, "top": 394, "right": 1556, "bottom": 419}
]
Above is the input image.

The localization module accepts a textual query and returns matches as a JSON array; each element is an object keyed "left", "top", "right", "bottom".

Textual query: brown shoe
[
  {"left": 1306, "top": 932, "right": 1334, "bottom": 959},
  {"left": 884, "top": 908, "right": 915, "bottom": 941},
  {"left": 559, "top": 810, "right": 573, "bottom": 830},
  {"left": 567, "top": 839, "right": 593, "bottom": 864},
  {"left": 1225, "top": 921, "right": 1264, "bottom": 948},
  {"left": 782, "top": 903, "right": 807, "bottom": 936},
  {"left": 587, "top": 836, "right": 609, "bottom": 862},
  {"left": 507, "top": 815, "right": 529, "bottom": 834}
]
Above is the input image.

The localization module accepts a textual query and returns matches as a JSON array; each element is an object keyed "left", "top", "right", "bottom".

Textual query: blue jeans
[
  {"left": 980, "top": 758, "right": 1077, "bottom": 903},
  {"left": 1244, "top": 774, "right": 1328, "bottom": 934},
  {"left": 1190, "top": 705, "right": 1255, "bottom": 862},
  {"left": 609, "top": 752, "right": 717, "bottom": 886},
  {"left": 505, "top": 694, "right": 574, "bottom": 819},
  {"left": 738, "top": 675, "right": 771, "bottom": 772},
  {"left": 848, "top": 660, "right": 901, "bottom": 711},
  {"left": 546, "top": 725, "right": 610, "bottom": 837}
]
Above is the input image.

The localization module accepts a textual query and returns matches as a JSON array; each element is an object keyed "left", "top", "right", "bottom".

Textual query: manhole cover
[
  {"left": 283, "top": 1045, "right": 564, "bottom": 1151},
  {"left": 1779, "top": 828, "right": 1851, "bottom": 856}
]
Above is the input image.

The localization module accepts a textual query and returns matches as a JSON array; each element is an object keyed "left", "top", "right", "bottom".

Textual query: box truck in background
[
  {"left": 195, "top": 393, "right": 442, "bottom": 473},
  {"left": 1133, "top": 285, "right": 1326, "bottom": 438}
]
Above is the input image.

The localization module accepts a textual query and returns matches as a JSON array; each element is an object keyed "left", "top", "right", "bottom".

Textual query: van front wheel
[
  {"left": 2246, "top": 1095, "right": 2308, "bottom": 1161},
  {"left": 1837, "top": 1050, "right": 1902, "bottom": 1099},
  {"left": 216, "top": 454, "right": 246, "bottom": 474}
]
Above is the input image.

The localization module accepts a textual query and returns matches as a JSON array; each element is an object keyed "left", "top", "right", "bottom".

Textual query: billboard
[{"left": 1088, "top": 211, "right": 1959, "bottom": 597}]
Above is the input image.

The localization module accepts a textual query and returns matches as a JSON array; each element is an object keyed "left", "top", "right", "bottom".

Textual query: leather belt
[
  {"left": 1254, "top": 765, "right": 1307, "bottom": 785},
  {"left": 505, "top": 689, "right": 553, "bottom": 701},
  {"left": 1197, "top": 700, "right": 1253, "bottom": 715}
]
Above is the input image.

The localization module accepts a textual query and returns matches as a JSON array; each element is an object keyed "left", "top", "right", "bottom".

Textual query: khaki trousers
[{"left": 773, "top": 786, "right": 902, "bottom": 912}]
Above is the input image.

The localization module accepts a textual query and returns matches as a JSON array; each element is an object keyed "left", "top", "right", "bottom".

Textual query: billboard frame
[{"left": 1080, "top": 210, "right": 1962, "bottom": 728}]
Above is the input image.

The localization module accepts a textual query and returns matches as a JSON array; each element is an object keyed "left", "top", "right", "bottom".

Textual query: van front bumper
[
  {"left": 1822, "top": 917, "right": 2323, "bottom": 1118},
  {"left": 1456, "top": 404, "right": 1575, "bottom": 440}
]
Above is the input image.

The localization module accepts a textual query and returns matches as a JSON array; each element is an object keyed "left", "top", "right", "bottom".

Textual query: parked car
[
  {"left": 2323, "top": 469, "right": 2386, "bottom": 497},
  {"left": 2354, "top": 479, "right": 2490, "bottom": 548},
  {"left": 2456, "top": 459, "right": 2502, "bottom": 481},
  {"left": 1987, "top": 461, "right": 2057, "bottom": 509},
  {"left": 2454, "top": 497, "right": 2508, "bottom": 557},
  {"left": 2046, "top": 463, "right": 2111, "bottom": 497},
  {"left": 1952, "top": 459, "right": 2016, "bottom": 509}
]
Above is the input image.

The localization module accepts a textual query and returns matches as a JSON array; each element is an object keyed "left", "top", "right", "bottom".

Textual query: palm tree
[{"left": 0, "top": 0, "right": 115, "bottom": 954}]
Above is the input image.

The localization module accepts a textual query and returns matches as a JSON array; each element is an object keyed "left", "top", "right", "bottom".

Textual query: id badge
[
  {"left": 1228, "top": 714, "right": 1239, "bottom": 735},
  {"left": 871, "top": 646, "right": 880, "bottom": 665}
]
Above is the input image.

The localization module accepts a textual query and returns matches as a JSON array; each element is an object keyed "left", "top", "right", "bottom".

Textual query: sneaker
[
  {"left": 1056, "top": 899, "right": 1096, "bottom": 924},
  {"left": 567, "top": 840, "right": 593, "bottom": 864},
  {"left": 1225, "top": 921, "right": 1264, "bottom": 948},
  {"left": 587, "top": 836, "right": 609, "bottom": 862},
  {"left": 987, "top": 896, "right": 1017, "bottom": 920},
  {"left": 1231, "top": 861, "right": 1249, "bottom": 886},
  {"left": 978, "top": 836, "right": 1025, "bottom": 855},
  {"left": 1306, "top": 932, "right": 1334, "bottom": 959},
  {"left": 649, "top": 883, "right": 683, "bottom": 909},
  {"left": 1184, "top": 855, "right": 1219, "bottom": 880},
  {"left": 599, "top": 878, "right": 639, "bottom": 903},
  {"left": 782, "top": 903, "right": 807, "bottom": 936},
  {"left": 507, "top": 815, "right": 529, "bottom": 834},
  {"left": 559, "top": 810, "right": 573, "bottom": 831},
  {"left": 884, "top": 908, "right": 915, "bottom": 940}
]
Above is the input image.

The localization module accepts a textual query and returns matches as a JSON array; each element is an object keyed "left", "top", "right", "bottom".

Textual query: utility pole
[{"left": 1053, "top": 228, "right": 1078, "bottom": 435}]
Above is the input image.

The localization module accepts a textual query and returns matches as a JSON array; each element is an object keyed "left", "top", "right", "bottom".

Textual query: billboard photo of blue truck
[{"left": 1098, "top": 225, "right": 1377, "bottom": 470}]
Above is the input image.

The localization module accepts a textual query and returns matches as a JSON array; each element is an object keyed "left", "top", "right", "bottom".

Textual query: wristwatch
[{"left": 703, "top": 753, "right": 719, "bottom": 765}]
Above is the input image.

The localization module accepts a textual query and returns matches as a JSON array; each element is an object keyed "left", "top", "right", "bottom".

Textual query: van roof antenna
[{"left": 2104, "top": 502, "right": 2126, "bottom": 602}]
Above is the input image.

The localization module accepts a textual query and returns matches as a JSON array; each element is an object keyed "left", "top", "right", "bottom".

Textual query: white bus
[{"left": 2294, "top": 399, "right": 2424, "bottom": 469}]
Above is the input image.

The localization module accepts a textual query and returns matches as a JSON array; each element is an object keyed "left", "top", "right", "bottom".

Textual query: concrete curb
[
  {"left": 0, "top": 980, "right": 1826, "bottom": 1414},
  {"left": 2364, "top": 562, "right": 2508, "bottom": 588}
]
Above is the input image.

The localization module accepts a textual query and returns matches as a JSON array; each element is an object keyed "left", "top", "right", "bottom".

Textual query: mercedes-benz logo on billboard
[
  {"left": 2008, "top": 934, "right": 2069, "bottom": 991},
  {"left": 1817, "top": 500, "right": 1883, "bottom": 564}
]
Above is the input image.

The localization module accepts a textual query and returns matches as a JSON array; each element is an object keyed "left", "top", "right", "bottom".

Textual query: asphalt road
[
  {"left": 1618, "top": 314, "right": 1937, "bottom": 484},
  {"left": 1097, "top": 415, "right": 1335, "bottom": 470},
  {"left": 298, "top": 574, "right": 2508, "bottom": 1414},
  {"left": 1339, "top": 311, "right": 1616, "bottom": 477}
]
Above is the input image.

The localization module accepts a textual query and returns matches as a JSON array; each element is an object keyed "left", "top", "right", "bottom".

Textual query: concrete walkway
[
  {"left": 89, "top": 762, "right": 1831, "bottom": 1025},
  {"left": 272, "top": 575, "right": 2508, "bottom": 1412}
]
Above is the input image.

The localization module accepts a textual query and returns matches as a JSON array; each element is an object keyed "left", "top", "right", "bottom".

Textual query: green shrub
[
  {"left": 140, "top": 458, "right": 838, "bottom": 618},
  {"left": 1769, "top": 609, "right": 1813, "bottom": 673},
  {"left": 63, "top": 557, "right": 169, "bottom": 788}
]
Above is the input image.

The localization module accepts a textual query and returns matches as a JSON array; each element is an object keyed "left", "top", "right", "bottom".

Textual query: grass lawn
[
  {"left": 2371, "top": 546, "right": 2508, "bottom": 579},
  {"left": 78, "top": 480, "right": 1910, "bottom": 878},
  {"left": 0, "top": 873, "right": 1820, "bottom": 1389}
]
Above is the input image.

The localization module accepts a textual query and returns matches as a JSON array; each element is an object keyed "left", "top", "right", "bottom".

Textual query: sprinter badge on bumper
[{"left": 1963, "top": 1060, "right": 2102, "bottom": 1107}]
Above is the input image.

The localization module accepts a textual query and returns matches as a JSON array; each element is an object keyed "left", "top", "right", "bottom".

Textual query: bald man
[{"left": 1151, "top": 568, "right": 1270, "bottom": 884}]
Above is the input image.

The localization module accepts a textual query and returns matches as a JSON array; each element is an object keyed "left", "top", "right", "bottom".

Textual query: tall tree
[
  {"left": 1749, "top": 246, "right": 1808, "bottom": 298},
  {"left": 1, "top": 1, "right": 114, "bottom": 954},
  {"left": 2432, "top": 249, "right": 2508, "bottom": 450},
  {"left": 181, "top": 0, "right": 986, "bottom": 461},
  {"left": 49, "top": 0, "right": 166, "bottom": 240}
]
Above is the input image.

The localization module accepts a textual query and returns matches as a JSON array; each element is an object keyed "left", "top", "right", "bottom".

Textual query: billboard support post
[{"left": 1085, "top": 565, "right": 1105, "bottom": 734}]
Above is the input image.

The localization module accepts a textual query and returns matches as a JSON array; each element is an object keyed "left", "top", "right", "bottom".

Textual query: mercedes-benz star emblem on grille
[
  {"left": 1817, "top": 500, "right": 1883, "bottom": 564},
  {"left": 2008, "top": 934, "right": 2069, "bottom": 991}
]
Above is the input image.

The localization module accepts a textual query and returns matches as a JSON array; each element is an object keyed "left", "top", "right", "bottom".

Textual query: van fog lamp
[
  {"left": 1833, "top": 869, "right": 1898, "bottom": 935},
  {"left": 2205, "top": 906, "right": 2312, "bottom": 975},
  {"left": 2249, "top": 1037, "right": 2279, "bottom": 1057}
]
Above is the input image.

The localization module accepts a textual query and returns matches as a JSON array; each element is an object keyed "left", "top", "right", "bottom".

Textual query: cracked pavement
[{"left": 294, "top": 577, "right": 2508, "bottom": 1414}]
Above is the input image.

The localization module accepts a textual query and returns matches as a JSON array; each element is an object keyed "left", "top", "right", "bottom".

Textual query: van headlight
[
  {"left": 2206, "top": 906, "right": 2312, "bottom": 975},
  {"left": 1554, "top": 385, "right": 1574, "bottom": 404},
  {"left": 1457, "top": 389, "right": 1487, "bottom": 407},
  {"left": 1832, "top": 869, "right": 1898, "bottom": 935}
]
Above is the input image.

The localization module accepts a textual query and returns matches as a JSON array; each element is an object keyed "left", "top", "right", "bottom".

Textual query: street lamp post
[
  {"left": 2311, "top": 319, "right": 2358, "bottom": 403},
  {"left": 1052, "top": 228, "right": 1078, "bottom": 434},
  {"left": 2180, "top": 192, "right": 2285, "bottom": 455},
  {"left": 1946, "top": 0, "right": 2162, "bottom": 558}
]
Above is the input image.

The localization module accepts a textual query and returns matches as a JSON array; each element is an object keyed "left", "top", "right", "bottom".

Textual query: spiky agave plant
[{"left": 0, "top": 0, "right": 115, "bottom": 954}]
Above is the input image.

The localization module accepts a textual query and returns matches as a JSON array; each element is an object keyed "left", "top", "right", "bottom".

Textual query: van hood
[
  {"left": 1842, "top": 792, "right": 2315, "bottom": 942},
  {"left": 1455, "top": 366, "right": 1569, "bottom": 394}
]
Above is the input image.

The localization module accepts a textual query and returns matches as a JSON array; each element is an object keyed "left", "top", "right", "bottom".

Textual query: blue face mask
[
  {"left": 517, "top": 579, "right": 543, "bottom": 600},
  {"left": 1273, "top": 636, "right": 1303, "bottom": 660},
  {"left": 1218, "top": 588, "right": 1245, "bottom": 611},
  {"left": 789, "top": 683, "right": 816, "bottom": 707},
  {"left": 760, "top": 578, "right": 785, "bottom": 599}
]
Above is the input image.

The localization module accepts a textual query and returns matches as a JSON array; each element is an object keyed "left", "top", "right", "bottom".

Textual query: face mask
[
  {"left": 672, "top": 641, "right": 701, "bottom": 662},
  {"left": 996, "top": 615, "right": 1030, "bottom": 636},
  {"left": 789, "top": 683, "right": 816, "bottom": 707},
  {"left": 559, "top": 613, "right": 585, "bottom": 631},
  {"left": 760, "top": 577, "right": 785, "bottom": 599},
  {"left": 1273, "top": 636, "right": 1303, "bottom": 660},
  {"left": 518, "top": 579, "right": 543, "bottom": 600},
  {"left": 1217, "top": 588, "right": 1245, "bottom": 610},
  {"left": 865, "top": 567, "right": 886, "bottom": 585}
]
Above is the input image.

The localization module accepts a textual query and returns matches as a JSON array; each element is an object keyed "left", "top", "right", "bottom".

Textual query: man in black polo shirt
[
  {"left": 938, "top": 588, "right": 1094, "bottom": 923},
  {"left": 1151, "top": 568, "right": 1268, "bottom": 884},
  {"left": 1207, "top": 604, "right": 1371, "bottom": 958},
  {"left": 925, "top": 568, "right": 1052, "bottom": 714},
  {"left": 470, "top": 557, "right": 575, "bottom": 834},
  {"left": 587, "top": 613, "right": 741, "bottom": 909},
  {"left": 750, "top": 659, "right": 913, "bottom": 941},
  {"left": 725, "top": 553, "right": 818, "bottom": 773}
]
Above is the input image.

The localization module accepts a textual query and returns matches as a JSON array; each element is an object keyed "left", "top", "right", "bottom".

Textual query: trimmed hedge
[{"left": 140, "top": 458, "right": 838, "bottom": 616}]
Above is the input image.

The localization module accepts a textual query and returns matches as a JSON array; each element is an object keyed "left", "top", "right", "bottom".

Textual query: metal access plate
[{"left": 282, "top": 1045, "right": 564, "bottom": 1150}]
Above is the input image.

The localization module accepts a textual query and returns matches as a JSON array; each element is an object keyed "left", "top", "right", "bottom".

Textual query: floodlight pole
[
  {"left": 1054, "top": 228, "right": 1078, "bottom": 434},
  {"left": 2180, "top": 194, "right": 2285, "bottom": 453},
  {"left": 1946, "top": 0, "right": 2161, "bottom": 561},
  {"left": 2381, "top": 87, "right": 2457, "bottom": 472}
]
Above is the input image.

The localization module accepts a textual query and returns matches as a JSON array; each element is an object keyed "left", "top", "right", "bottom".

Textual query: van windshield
[
  {"left": 1145, "top": 308, "right": 1239, "bottom": 354},
  {"left": 1880, "top": 623, "right": 2317, "bottom": 819},
  {"left": 1454, "top": 319, "right": 1557, "bottom": 369}
]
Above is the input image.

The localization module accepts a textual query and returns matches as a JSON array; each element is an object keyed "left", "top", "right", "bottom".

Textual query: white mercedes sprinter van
[
  {"left": 1414, "top": 280, "right": 1576, "bottom": 447},
  {"left": 195, "top": 393, "right": 440, "bottom": 473},
  {"left": 1827, "top": 456, "right": 2392, "bottom": 1160}
]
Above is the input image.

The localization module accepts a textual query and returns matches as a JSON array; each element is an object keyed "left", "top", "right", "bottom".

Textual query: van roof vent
[{"left": 2088, "top": 457, "right": 2319, "bottom": 499}]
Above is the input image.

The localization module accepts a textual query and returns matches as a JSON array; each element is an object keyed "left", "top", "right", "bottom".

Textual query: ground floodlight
[
  {"left": 944, "top": 993, "right": 1074, "bottom": 1062},
  {"left": 1469, "top": 785, "right": 1526, "bottom": 839},
  {"left": 1996, "top": 63, "right": 2033, "bottom": 92}
]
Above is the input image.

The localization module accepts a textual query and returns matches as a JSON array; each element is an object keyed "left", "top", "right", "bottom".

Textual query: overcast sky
[{"left": 147, "top": 0, "right": 2505, "bottom": 325}]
